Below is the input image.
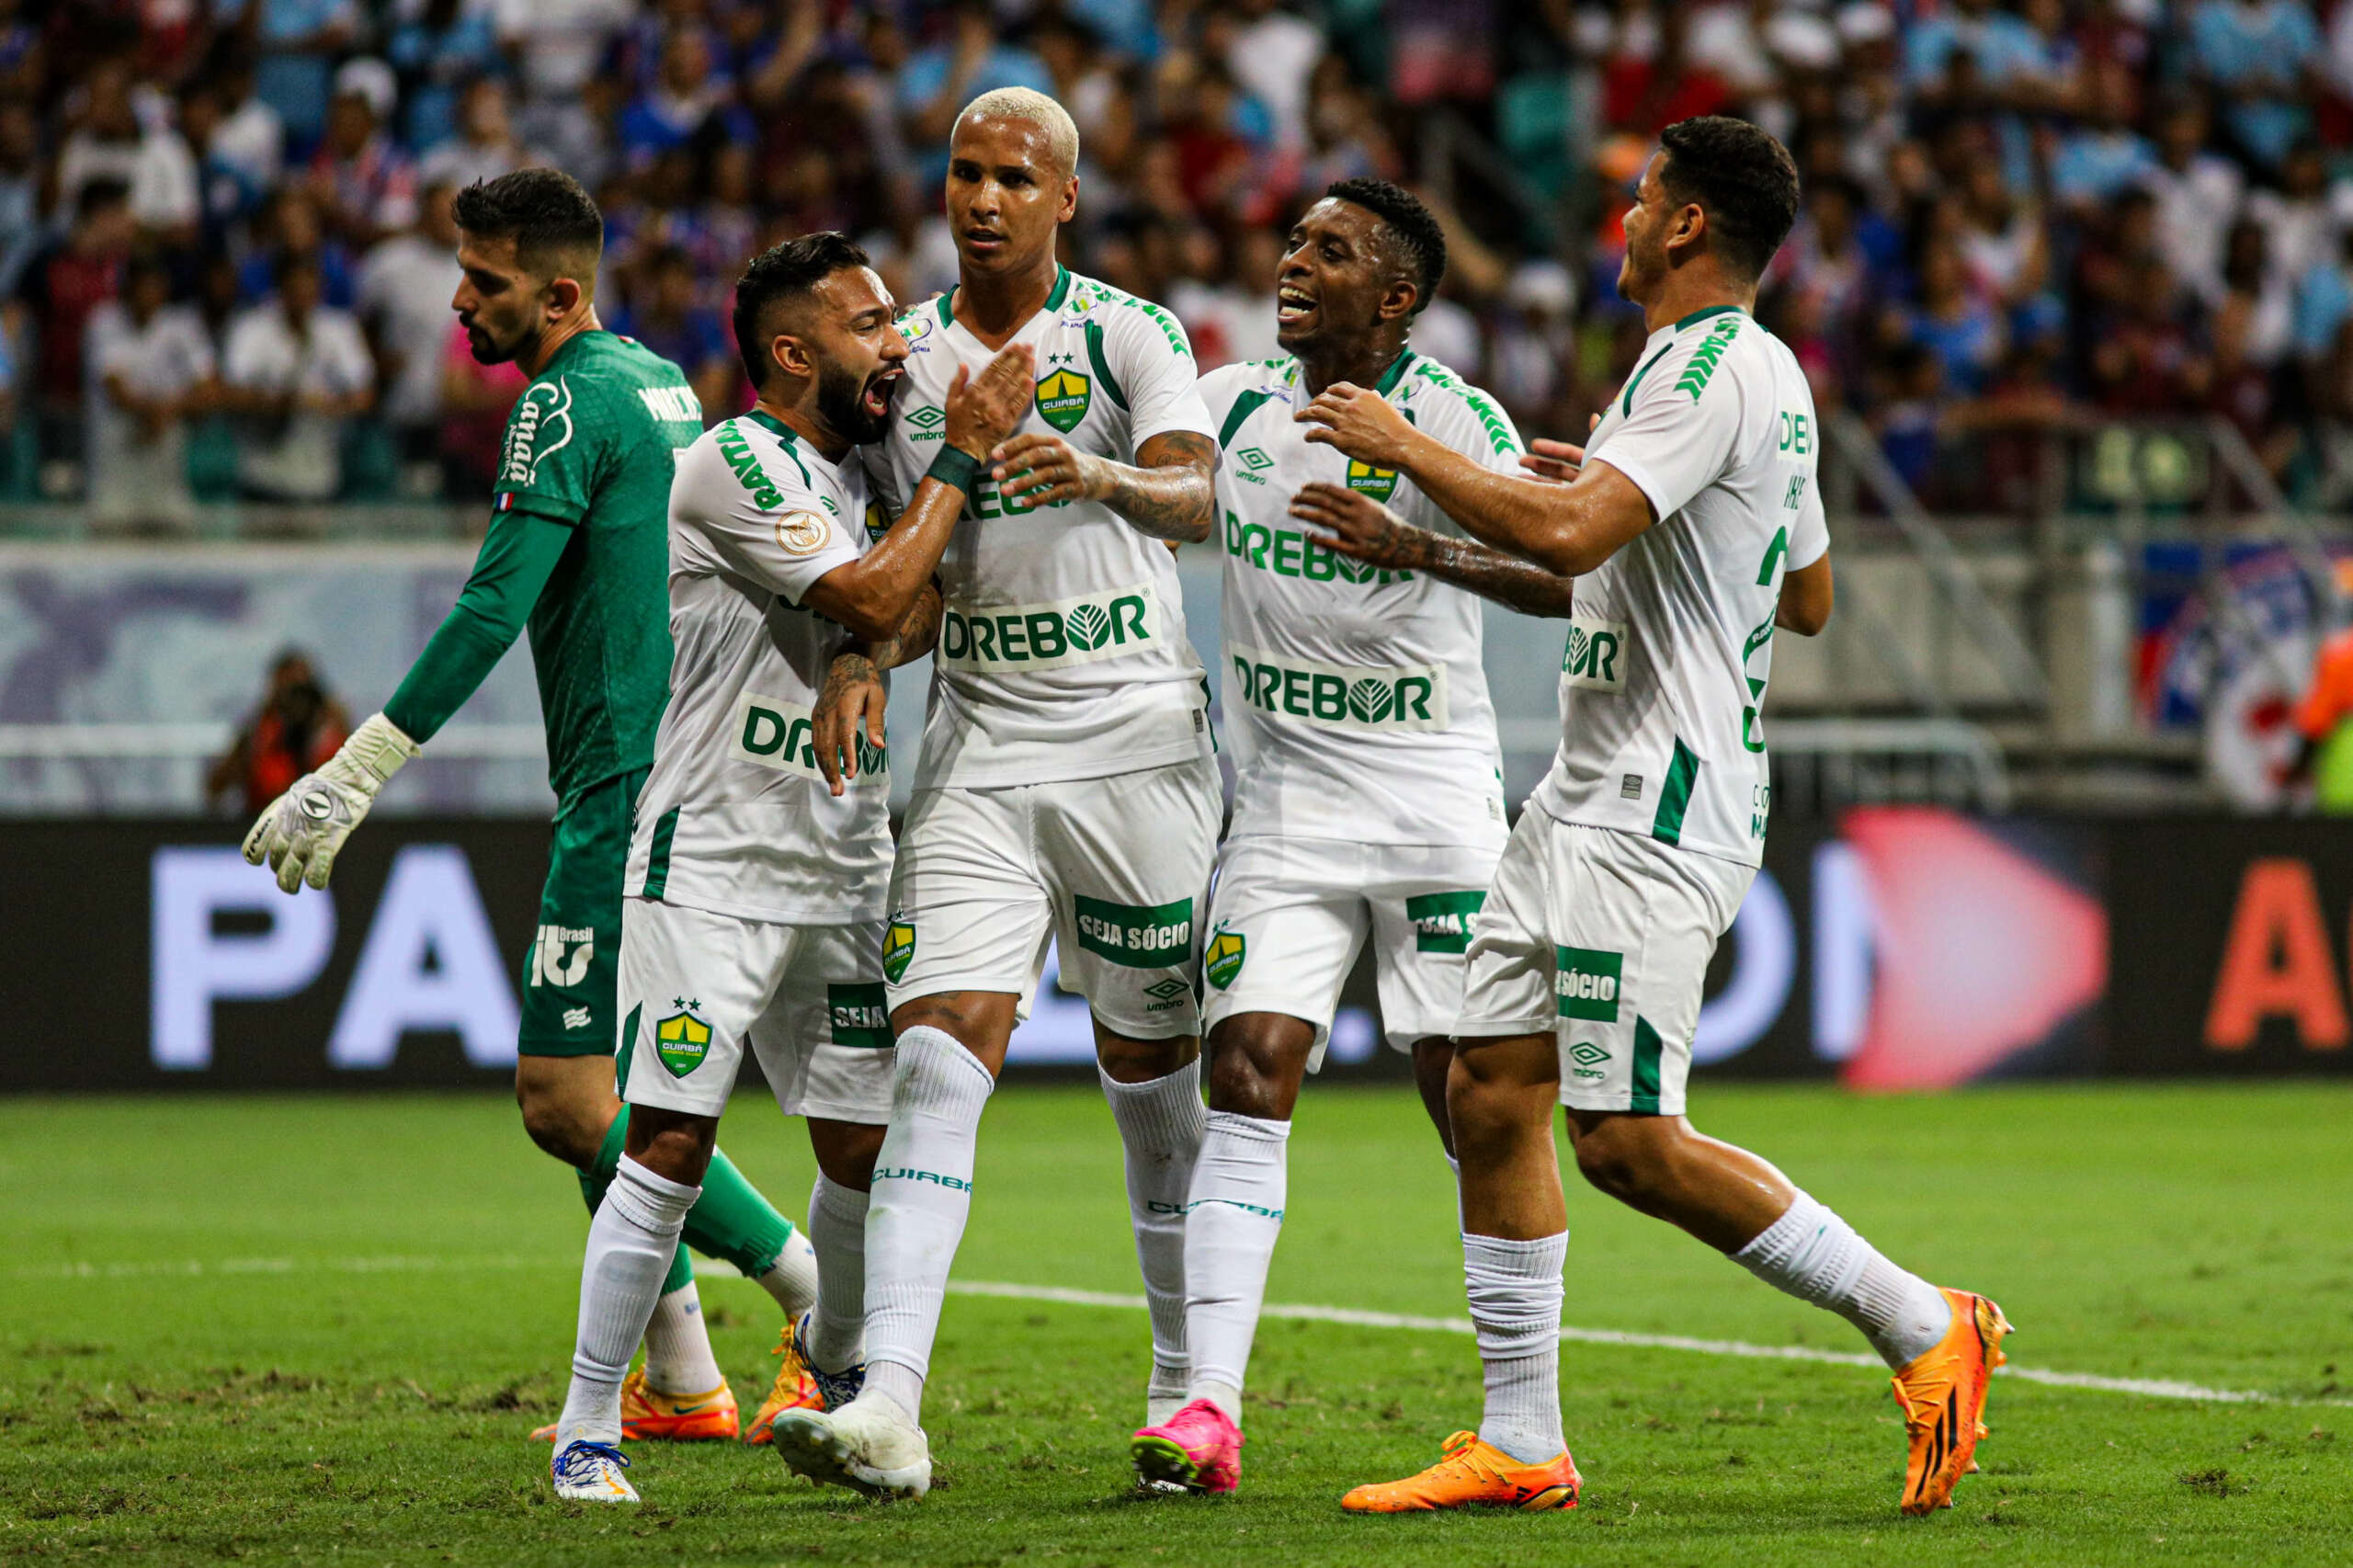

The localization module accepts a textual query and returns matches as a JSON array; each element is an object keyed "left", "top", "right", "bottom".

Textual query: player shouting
[
  {"left": 1128, "top": 179, "right": 1574, "bottom": 1495},
  {"left": 545, "top": 233, "right": 1037, "bottom": 1503},
  {"left": 1302, "top": 119, "right": 2010, "bottom": 1518},
  {"left": 242, "top": 171, "right": 817, "bottom": 1444},
  {"left": 770, "top": 88, "right": 1222, "bottom": 1500}
]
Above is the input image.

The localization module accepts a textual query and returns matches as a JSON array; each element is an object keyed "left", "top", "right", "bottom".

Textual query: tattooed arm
[
  {"left": 1290, "top": 483, "right": 1576, "bottom": 619},
  {"left": 809, "top": 580, "right": 943, "bottom": 798},
  {"left": 988, "top": 428, "right": 1218, "bottom": 543}
]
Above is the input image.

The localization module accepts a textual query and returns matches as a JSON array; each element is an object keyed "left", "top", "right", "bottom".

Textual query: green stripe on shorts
[
  {"left": 1631, "top": 1015, "right": 1665, "bottom": 1114},
  {"left": 642, "top": 806, "right": 679, "bottom": 900}
]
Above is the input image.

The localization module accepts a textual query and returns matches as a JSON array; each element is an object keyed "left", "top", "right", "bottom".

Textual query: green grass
[{"left": 4, "top": 1085, "right": 2349, "bottom": 1566}]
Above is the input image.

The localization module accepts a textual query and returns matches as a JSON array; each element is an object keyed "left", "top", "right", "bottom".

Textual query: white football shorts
[
  {"left": 1456, "top": 808, "right": 1754, "bottom": 1116},
  {"left": 882, "top": 756, "right": 1222, "bottom": 1038},
  {"left": 619, "top": 896, "right": 895, "bottom": 1124},
  {"left": 1199, "top": 834, "right": 1503, "bottom": 1065}
]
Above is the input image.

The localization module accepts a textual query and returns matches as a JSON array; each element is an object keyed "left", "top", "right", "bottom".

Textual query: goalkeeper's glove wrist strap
[{"left": 338, "top": 712, "right": 421, "bottom": 793}]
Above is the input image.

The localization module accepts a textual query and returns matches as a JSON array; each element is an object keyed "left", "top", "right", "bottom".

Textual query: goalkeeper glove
[{"left": 241, "top": 711, "right": 420, "bottom": 892}]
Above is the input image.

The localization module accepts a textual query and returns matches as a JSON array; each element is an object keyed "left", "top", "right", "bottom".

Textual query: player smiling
[
  {"left": 1302, "top": 118, "right": 2011, "bottom": 1519},
  {"left": 1128, "top": 179, "right": 1574, "bottom": 1496}
]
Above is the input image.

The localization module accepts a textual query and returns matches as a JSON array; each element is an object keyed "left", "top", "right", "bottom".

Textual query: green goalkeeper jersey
[{"left": 386, "top": 329, "right": 702, "bottom": 804}]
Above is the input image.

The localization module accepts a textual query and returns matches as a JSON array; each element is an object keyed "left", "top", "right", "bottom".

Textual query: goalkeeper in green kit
[{"left": 243, "top": 169, "right": 817, "bottom": 1444}]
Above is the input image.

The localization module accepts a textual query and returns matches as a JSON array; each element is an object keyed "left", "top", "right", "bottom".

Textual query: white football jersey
[
  {"left": 864, "top": 267, "right": 1218, "bottom": 790},
  {"left": 1531, "top": 304, "right": 1830, "bottom": 866},
  {"left": 1201, "top": 348, "right": 1522, "bottom": 846},
  {"left": 627, "top": 410, "right": 895, "bottom": 923}
]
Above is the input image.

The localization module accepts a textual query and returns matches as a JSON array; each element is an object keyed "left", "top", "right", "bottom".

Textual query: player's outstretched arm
[
  {"left": 1297, "top": 383, "right": 1652, "bottom": 576},
  {"left": 802, "top": 346, "right": 1034, "bottom": 640},
  {"left": 242, "top": 510, "right": 572, "bottom": 892},
  {"left": 989, "top": 428, "right": 1217, "bottom": 543},
  {"left": 1290, "top": 483, "right": 1576, "bottom": 619}
]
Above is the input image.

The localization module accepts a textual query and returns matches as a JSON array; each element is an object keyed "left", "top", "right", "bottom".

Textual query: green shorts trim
[{"left": 517, "top": 768, "right": 644, "bottom": 1058}]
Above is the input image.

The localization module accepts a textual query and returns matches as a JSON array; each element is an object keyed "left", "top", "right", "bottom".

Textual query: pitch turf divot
[{"left": 22, "top": 1256, "right": 2346, "bottom": 1407}]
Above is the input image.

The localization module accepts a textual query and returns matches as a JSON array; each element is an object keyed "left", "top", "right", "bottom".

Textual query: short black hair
[
  {"left": 1657, "top": 116, "right": 1802, "bottom": 283},
  {"left": 731, "top": 231, "right": 873, "bottom": 389},
  {"left": 1324, "top": 176, "right": 1447, "bottom": 314},
  {"left": 451, "top": 168, "right": 604, "bottom": 278}
]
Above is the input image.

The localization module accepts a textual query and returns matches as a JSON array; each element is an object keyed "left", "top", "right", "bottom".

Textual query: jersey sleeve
[
  {"left": 1790, "top": 463, "right": 1830, "bottom": 570},
  {"left": 678, "top": 438, "right": 863, "bottom": 608},
  {"left": 1423, "top": 372, "right": 1527, "bottom": 477},
  {"left": 1588, "top": 335, "right": 1748, "bottom": 525},
  {"left": 1108, "top": 299, "right": 1215, "bottom": 449},
  {"left": 493, "top": 372, "right": 603, "bottom": 525}
]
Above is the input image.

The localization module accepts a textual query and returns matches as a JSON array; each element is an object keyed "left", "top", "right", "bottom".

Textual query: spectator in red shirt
[{"left": 12, "top": 177, "right": 135, "bottom": 477}]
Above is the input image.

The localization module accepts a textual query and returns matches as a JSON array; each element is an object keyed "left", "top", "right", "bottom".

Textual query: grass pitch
[{"left": 4, "top": 1083, "right": 2348, "bottom": 1567}]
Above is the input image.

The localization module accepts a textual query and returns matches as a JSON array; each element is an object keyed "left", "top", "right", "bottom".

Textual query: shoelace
[
  {"left": 787, "top": 1311, "right": 865, "bottom": 1410},
  {"left": 554, "top": 1440, "right": 631, "bottom": 1483},
  {"left": 1425, "top": 1431, "right": 1510, "bottom": 1485}
]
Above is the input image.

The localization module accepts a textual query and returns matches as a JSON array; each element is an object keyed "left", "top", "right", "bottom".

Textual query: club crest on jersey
[
  {"left": 654, "top": 1004, "right": 712, "bottom": 1077},
  {"left": 1561, "top": 615, "right": 1630, "bottom": 693},
  {"left": 1035, "top": 368, "right": 1093, "bottom": 433},
  {"left": 882, "top": 919, "right": 916, "bottom": 984},
  {"left": 1204, "top": 928, "right": 1245, "bottom": 990},
  {"left": 1345, "top": 457, "right": 1399, "bottom": 502},
  {"left": 865, "top": 500, "right": 889, "bottom": 541}
]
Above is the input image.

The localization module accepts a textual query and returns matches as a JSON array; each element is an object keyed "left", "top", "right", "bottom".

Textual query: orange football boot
[
  {"left": 1340, "top": 1430, "right": 1582, "bottom": 1514},
  {"left": 1891, "top": 1288, "right": 2013, "bottom": 1516},
  {"left": 742, "top": 1317, "right": 827, "bottom": 1447},
  {"left": 530, "top": 1369, "right": 739, "bottom": 1442}
]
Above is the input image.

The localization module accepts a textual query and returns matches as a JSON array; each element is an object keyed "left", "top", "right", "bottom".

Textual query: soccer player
[
  {"left": 768, "top": 88, "right": 1222, "bottom": 1500},
  {"left": 1302, "top": 118, "right": 2010, "bottom": 1518},
  {"left": 545, "top": 233, "right": 1038, "bottom": 1503},
  {"left": 241, "top": 169, "right": 819, "bottom": 1445},
  {"left": 1127, "top": 179, "right": 1575, "bottom": 1495}
]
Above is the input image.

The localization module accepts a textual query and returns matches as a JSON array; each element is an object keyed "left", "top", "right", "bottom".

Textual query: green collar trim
[
  {"left": 1675, "top": 303, "right": 1745, "bottom": 333},
  {"left": 942, "top": 266, "right": 1070, "bottom": 329},
  {"left": 743, "top": 408, "right": 797, "bottom": 444},
  {"left": 1372, "top": 347, "right": 1417, "bottom": 396}
]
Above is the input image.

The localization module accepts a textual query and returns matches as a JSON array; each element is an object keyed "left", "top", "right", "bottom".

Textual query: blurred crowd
[{"left": 11, "top": 0, "right": 2353, "bottom": 525}]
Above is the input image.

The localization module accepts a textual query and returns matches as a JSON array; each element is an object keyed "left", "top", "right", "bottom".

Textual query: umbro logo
[
  {"left": 1143, "top": 978, "right": 1189, "bottom": 1000},
  {"left": 905, "top": 405, "right": 944, "bottom": 429},
  {"left": 1236, "top": 447, "right": 1273, "bottom": 472},
  {"left": 563, "top": 1006, "right": 592, "bottom": 1030}
]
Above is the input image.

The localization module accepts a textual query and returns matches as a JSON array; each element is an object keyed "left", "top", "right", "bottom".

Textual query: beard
[
  {"left": 461, "top": 313, "right": 529, "bottom": 367},
  {"left": 1616, "top": 233, "right": 1664, "bottom": 304},
  {"left": 817, "top": 360, "right": 892, "bottom": 445}
]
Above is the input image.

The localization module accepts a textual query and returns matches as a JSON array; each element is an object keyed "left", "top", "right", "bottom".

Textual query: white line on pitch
[{"left": 17, "top": 1256, "right": 2342, "bottom": 1408}]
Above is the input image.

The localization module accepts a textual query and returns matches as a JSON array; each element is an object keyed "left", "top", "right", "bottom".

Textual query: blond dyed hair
[{"left": 955, "top": 86, "right": 1081, "bottom": 179}]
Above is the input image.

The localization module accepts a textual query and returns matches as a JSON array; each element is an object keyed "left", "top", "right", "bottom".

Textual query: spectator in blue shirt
[
  {"left": 619, "top": 29, "right": 755, "bottom": 171},
  {"left": 2052, "top": 60, "right": 2155, "bottom": 213},
  {"left": 612, "top": 244, "right": 735, "bottom": 423},
  {"left": 897, "top": 0, "right": 1054, "bottom": 186},
  {"left": 2190, "top": 0, "right": 2325, "bottom": 170}
]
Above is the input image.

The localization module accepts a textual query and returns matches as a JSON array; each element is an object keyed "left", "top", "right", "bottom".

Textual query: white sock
[
  {"left": 755, "top": 1226, "right": 821, "bottom": 1321},
  {"left": 1465, "top": 1230, "right": 1566, "bottom": 1464},
  {"left": 556, "top": 1156, "right": 700, "bottom": 1445},
  {"left": 862, "top": 1026, "right": 994, "bottom": 1426},
  {"left": 807, "top": 1174, "right": 870, "bottom": 1371},
  {"left": 1731, "top": 1190, "right": 1953, "bottom": 1369},
  {"left": 1099, "top": 1057, "right": 1208, "bottom": 1415},
  {"left": 1181, "top": 1109, "right": 1290, "bottom": 1422},
  {"left": 641, "top": 1279, "right": 724, "bottom": 1395}
]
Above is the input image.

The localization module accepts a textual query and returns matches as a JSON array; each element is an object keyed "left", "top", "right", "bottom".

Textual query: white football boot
[
  {"left": 551, "top": 1439, "right": 639, "bottom": 1503},
  {"left": 770, "top": 1392, "right": 932, "bottom": 1500}
]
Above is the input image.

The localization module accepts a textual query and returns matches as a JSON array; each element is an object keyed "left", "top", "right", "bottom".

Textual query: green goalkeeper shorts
[{"left": 517, "top": 767, "right": 646, "bottom": 1058}]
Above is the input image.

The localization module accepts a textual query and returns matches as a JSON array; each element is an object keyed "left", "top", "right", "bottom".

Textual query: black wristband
[{"left": 926, "top": 446, "right": 983, "bottom": 495}]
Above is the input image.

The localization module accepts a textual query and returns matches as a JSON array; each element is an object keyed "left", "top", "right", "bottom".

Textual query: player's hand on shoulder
[
  {"left": 810, "top": 650, "right": 886, "bottom": 799},
  {"left": 1295, "top": 381, "right": 1413, "bottom": 469},
  {"left": 944, "top": 343, "right": 1036, "bottom": 460},
  {"left": 1290, "top": 482, "right": 1432, "bottom": 571},
  {"left": 992, "top": 430, "right": 1105, "bottom": 511}
]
